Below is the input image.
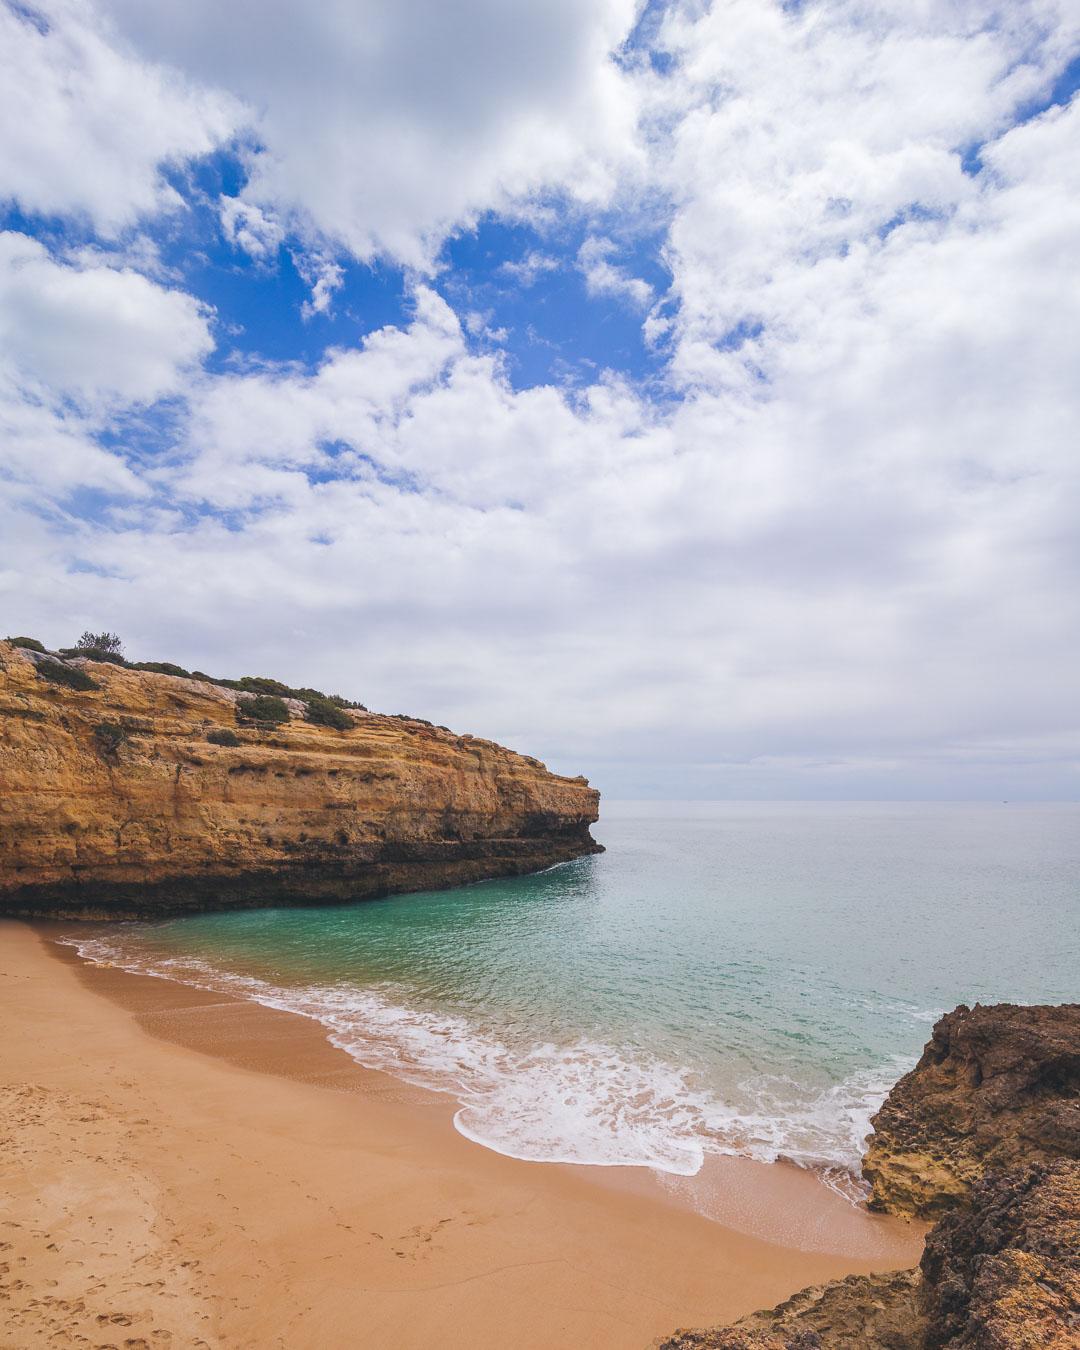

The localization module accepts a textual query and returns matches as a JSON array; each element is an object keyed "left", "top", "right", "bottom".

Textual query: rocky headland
[
  {"left": 0, "top": 640, "right": 601, "bottom": 918},
  {"left": 659, "top": 1002, "right": 1080, "bottom": 1350}
]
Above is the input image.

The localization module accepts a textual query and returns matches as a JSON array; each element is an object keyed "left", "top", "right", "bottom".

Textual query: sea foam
[{"left": 60, "top": 934, "right": 910, "bottom": 1189}]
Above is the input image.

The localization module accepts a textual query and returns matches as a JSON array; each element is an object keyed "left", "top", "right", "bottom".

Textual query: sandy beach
[{"left": 0, "top": 920, "right": 924, "bottom": 1349}]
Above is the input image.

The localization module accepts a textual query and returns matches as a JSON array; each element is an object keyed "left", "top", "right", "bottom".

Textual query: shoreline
[{"left": 2, "top": 919, "right": 925, "bottom": 1348}]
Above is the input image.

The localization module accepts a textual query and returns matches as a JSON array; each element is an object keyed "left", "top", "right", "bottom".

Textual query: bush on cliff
[
  {"left": 64, "top": 631, "right": 127, "bottom": 665},
  {"left": 304, "top": 696, "right": 353, "bottom": 731},
  {"left": 5, "top": 636, "right": 46, "bottom": 652},
  {"left": 131, "top": 661, "right": 192, "bottom": 678},
  {"left": 36, "top": 659, "right": 99, "bottom": 692},
  {"left": 207, "top": 728, "right": 241, "bottom": 747},
  {"left": 77, "top": 631, "right": 124, "bottom": 656},
  {"left": 237, "top": 675, "right": 292, "bottom": 696},
  {"left": 237, "top": 694, "right": 290, "bottom": 725}
]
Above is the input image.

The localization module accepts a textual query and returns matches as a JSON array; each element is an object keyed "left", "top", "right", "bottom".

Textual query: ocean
[{"left": 62, "top": 801, "right": 1079, "bottom": 1196}]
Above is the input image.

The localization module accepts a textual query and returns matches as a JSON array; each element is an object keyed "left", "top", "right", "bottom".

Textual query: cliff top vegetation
[{"left": 6, "top": 632, "right": 366, "bottom": 712}]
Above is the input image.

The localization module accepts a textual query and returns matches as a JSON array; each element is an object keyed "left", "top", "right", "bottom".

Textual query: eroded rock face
[
  {"left": 0, "top": 642, "right": 601, "bottom": 918},
  {"left": 863, "top": 1003, "right": 1080, "bottom": 1219},
  {"left": 657, "top": 1004, "right": 1080, "bottom": 1350},
  {"left": 920, "top": 1160, "right": 1080, "bottom": 1350}
]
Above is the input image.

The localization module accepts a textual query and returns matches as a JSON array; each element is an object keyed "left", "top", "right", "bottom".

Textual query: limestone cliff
[
  {"left": 0, "top": 641, "right": 601, "bottom": 918},
  {"left": 657, "top": 1003, "right": 1080, "bottom": 1350}
]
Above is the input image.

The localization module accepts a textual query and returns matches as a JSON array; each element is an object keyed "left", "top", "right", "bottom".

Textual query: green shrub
[
  {"left": 189, "top": 671, "right": 240, "bottom": 689},
  {"left": 6, "top": 636, "right": 46, "bottom": 652},
  {"left": 60, "top": 646, "right": 126, "bottom": 665},
  {"left": 93, "top": 721, "right": 128, "bottom": 756},
  {"left": 207, "top": 727, "right": 241, "bottom": 747},
  {"left": 36, "top": 660, "right": 99, "bottom": 692},
  {"left": 237, "top": 694, "right": 290, "bottom": 725},
  {"left": 183, "top": 669, "right": 365, "bottom": 708},
  {"left": 132, "top": 661, "right": 192, "bottom": 678},
  {"left": 305, "top": 696, "right": 353, "bottom": 731},
  {"left": 238, "top": 675, "right": 291, "bottom": 696},
  {"left": 76, "top": 631, "right": 124, "bottom": 657}
]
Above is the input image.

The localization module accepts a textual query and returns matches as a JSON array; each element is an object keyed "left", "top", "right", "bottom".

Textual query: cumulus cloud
[
  {"left": 0, "top": 0, "right": 242, "bottom": 233},
  {"left": 2, "top": 0, "right": 1079, "bottom": 797},
  {"left": 296, "top": 252, "right": 346, "bottom": 320},
  {"left": 0, "top": 230, "right": 210, "bottom": 522},
  {"left": 219, "top": 198, "right": 284, "bottom": 261},
  {"left": 0, "top": 231, "right": 214, "bottom": 408},
  {"left": 97, "top": 0, "right": 644, "bottom": 267}
]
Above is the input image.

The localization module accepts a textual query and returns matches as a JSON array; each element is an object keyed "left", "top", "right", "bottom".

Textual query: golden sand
[{"left": 0, "top": 920, "right": 923, "bottom": 1348}]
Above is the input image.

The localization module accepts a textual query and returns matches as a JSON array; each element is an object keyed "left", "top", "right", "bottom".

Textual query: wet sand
[{"left": 0, "top": 919, "right": 924, "bottom": 1348}]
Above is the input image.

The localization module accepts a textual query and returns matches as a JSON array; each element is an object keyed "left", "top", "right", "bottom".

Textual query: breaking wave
[{"left": 60, "top": 933, "right": 911, "bottom": 1190}]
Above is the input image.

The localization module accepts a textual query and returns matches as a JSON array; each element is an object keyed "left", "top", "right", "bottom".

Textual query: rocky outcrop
[
  {"left": 863, "top": 1003, "right": 1080, "bottom": 1219},
  {"left": 659, "top": 1163, "right": 1080, "bottom": 1349},
  {"left": 657, "top": 1004, "right": 1080, "bottom": 1350},
  {"left": 919, "top": 1160, "right": 1080, "bottom": 1349},
  {"left": 0, "top": 641, "right": 601, "bottom": 918},
  {"left": 658, "top": 1268, "right": 923, "bottom": 1348}
]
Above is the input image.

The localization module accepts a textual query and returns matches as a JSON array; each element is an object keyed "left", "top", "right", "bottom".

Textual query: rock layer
[
  {"left": 0, "top": 642, "right": 601, "bottom": 918},
  {"left": 863, "top": 1003, "right": 1080, "bottom": 1219},
  {"left": 658, "top": 1004, "right": 1080, "bottom": 1350}
]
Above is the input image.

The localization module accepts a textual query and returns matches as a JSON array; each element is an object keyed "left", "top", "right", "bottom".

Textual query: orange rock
[{"left": 0, "top": 642, "right": 601, "bottom": 918}]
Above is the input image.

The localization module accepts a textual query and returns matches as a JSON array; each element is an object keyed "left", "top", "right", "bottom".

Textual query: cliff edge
[
  {"left": 0, "top": 641, "right": 601, "bottom": 918},
  {"left": 658, "top": 1003, "right": 1080, "bottom": 1350}
]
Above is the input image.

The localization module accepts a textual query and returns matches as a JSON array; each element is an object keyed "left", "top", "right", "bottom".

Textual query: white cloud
[
  {"left": 0, "top": 0, "right": 242, "bottom": 233},
  {"left": 0, "top": 230, "right": 210, "bottom": 512},
  {"left": 98, "top": 0, "right": 645, "bottom": 267},
  {"left": 651, "top": 0, "right": 1080, "bottom": 390},
  {"left": 577, "top": 234, "right": 654, "bottom": 308},
  {"left": 499, "top": 251, "right": 560, "bottom": 286},
  {"left": 295, "top": 252, "right": 345, "bottom": 320},
  {"left": 220, "top": 198, "right": 284, "bottom": 260},
  {"left": 2, "top": 0, "right": 1079, "bottom": 797},
  {"left": 0, "top": 231, "right": 214, "bottom": 408}
]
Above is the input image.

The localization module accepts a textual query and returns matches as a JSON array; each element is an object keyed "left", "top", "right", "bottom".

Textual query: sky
[{"left": 1, "top": 0, "right": 1079, "bottom": 800}]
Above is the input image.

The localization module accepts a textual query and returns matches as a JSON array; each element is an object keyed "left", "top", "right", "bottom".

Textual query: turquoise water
[{"left": 64, "top": 801, "right": 1079, "bottom": 1188}]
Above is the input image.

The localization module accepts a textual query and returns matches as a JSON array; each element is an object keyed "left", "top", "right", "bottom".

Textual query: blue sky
[{"left": 2, "top": 0, "right": 1079, "bottom": 798}]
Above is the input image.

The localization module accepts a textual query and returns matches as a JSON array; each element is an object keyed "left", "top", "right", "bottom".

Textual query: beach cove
[{"left": 0, "top": 920, "right": 923, "bottom": 1349}]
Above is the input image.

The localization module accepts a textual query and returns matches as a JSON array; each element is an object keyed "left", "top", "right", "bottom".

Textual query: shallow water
[{"left": 63, "top": 801, "right": 1080, "bottom": 1189}]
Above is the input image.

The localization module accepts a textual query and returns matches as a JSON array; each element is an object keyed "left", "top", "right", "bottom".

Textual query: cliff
[
  {"left": 0, "top": 641, "right": 601, "bottom": 918},
  {"left": 863, "top": 1002, "right": 1080, "bottom": 1219},
  {"left": 658, "top": 1003, "right": 1080, "bottom": 1350}
]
